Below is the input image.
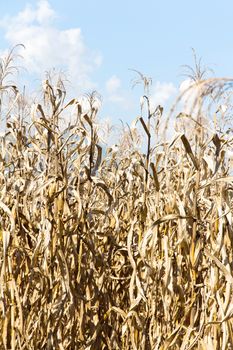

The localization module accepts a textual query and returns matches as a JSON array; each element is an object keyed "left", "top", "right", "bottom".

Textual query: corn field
[{"left": 0, "top": 49, "right": 233, "bottom": 349}]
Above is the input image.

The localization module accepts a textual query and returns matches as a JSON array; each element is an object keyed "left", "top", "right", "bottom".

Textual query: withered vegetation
[{"left": 0, "top": 48, "right": 233, "bottom": 349}]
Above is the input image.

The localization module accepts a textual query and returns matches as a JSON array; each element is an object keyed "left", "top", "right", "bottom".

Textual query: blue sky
[{"left": 0, "top": 0, "right": 232, "bottom": 127}]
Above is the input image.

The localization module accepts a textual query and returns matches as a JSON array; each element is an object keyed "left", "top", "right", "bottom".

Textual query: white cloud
[
  {"left": 105, "top": 74, "right": 132, "bottom": 107},
  {"left": 108, "top": 94, "right": 125, "bottom": 103},
  {"left": 150, "top": 81, "right": 177, "bottom": 110},
  {"left": 0, "top": 0, "right": 102, "bottom": 89},
  {"left": 179, "top": 79, "right": 200, "bottom": 113},
  {"left": 106, "top": 75, "right": 121, "bottom": 94},
  {"left": 179, "top": 79, "right": 193, "bottom": 93},
  {"left": 105, "top": 75, "right": 125, "bottom": 103}
]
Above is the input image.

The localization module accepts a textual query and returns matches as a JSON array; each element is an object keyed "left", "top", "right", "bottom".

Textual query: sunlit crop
[{"left": 0, "top": 48, "right": 233, "bottom": 349}]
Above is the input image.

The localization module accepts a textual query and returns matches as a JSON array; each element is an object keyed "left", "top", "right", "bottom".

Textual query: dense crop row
[{"left": 0, "top": 49, "right": 233, "bottom": 349}]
